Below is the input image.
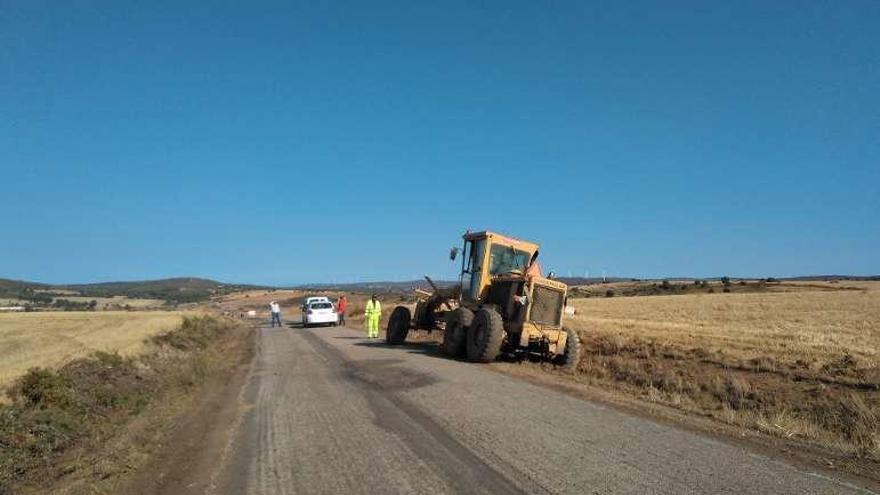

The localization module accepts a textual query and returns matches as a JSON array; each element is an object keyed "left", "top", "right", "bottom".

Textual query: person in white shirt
[{"left": 269, "top": 301, "right": 282, "bottom": 327}]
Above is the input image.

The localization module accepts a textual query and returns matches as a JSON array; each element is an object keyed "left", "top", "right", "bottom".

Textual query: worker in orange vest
[{"left": 336, "top": 295, "right": 347, "bottom": 326}]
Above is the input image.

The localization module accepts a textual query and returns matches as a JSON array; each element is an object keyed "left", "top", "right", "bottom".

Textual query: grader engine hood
[
  {"left": 518, "top": 277, "right": 569, "bottom": 356},
  {"left": 527, "top": 277, "right": 567, "bottom": 327}
]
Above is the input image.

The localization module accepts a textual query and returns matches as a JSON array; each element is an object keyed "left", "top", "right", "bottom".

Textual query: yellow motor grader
[{"left": 386, "top": 230, "right": 581, "bottom": 369}]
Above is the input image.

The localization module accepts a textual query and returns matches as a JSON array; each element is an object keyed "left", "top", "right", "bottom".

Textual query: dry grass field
[
  {"left": 0, "top": 311, "right": 186, "bottom": 391},
  {"left": 569, "top": 287, "right": 880, "bottom": 367},
  {"left": 565, "top": 282, "right": 880, "bottom": 461}
]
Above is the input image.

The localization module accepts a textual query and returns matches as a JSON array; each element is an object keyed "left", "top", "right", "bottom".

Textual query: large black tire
[
  {"left": 466, "top": 308, "right": 504, "bottom": 363},
  {"left": 443, "top": 307, "right": 473, "bottom": 357},
  {"left": 386, "top": 306, "right": 411, "bottom": 345},
  {"left": 556, "top": 327, "right": 582, "bottom": 372}
]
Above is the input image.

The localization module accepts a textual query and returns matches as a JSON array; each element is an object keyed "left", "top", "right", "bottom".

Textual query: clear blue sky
[{"left": 2, "top": 1, "right": 878, "bottom": 285}]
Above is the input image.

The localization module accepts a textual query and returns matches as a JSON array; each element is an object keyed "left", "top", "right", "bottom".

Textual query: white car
[
  {"left": 302, "top": 296, "right": 331, "bottom": 309},
  {"left": 302, "top": 300, "right": 338, "bottom": 327}
]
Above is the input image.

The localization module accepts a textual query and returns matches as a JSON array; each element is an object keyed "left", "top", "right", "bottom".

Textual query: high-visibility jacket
[{"left": 365, "top": 300, "right": 381, "bottom": 316}]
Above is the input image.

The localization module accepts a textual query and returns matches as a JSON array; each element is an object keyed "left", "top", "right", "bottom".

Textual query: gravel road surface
[{"left": 215, "top": 324, "right": 874, "bottom": 495}]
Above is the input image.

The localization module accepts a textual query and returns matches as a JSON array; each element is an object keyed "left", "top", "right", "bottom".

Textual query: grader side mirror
[{"left": 449, "top": 247, "right": 459, "bottom": 261}]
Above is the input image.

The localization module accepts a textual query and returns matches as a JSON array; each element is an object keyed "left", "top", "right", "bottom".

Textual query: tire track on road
[{"left": 299, "top": 329, "right": 540, "bottom": 495}]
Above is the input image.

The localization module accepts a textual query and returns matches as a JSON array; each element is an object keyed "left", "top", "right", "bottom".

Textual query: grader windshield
[{"left": 488, "top": 245, "right": 530, "bottom": 275}]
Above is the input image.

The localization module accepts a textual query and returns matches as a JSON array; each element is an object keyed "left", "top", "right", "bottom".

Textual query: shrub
[
  {"left": 0, "top": 353, "right": 156, "bottom": 484},
  {"left": 605, "top": 290, "right": 615, "bottom": 298},
  {"left": 814, "top": 394, "right": 879, "bottom": 456},
  {"left": 11, "top": 369, "right": 74, "bottom": 409},
  {"left": 0, "top": 316, "right": 235, "bottom": 488},
  {"left": 151, "top": 315, "right": 227, "bottom": 351},
  {"left": 711, "top": 375, "right": 753, "bottom": 410}
]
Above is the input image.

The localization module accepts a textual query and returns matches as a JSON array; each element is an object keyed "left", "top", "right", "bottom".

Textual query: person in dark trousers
[
  {"left": 336, "top": 295, "right": 347, "bottom": 326},
  {"left": 270, "top": 301, "right": 282, "bottom": 327}
]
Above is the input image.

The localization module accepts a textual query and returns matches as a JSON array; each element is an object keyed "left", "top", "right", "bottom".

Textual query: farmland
[
  {"left": 0, "top": 311, "right": 186, "bottom": 390},
  {"left": 560, "top": 281, "right": 880, "bottom": 462},
  {"left": 3, "top": 281, "right": 878, "bottom": 492}
]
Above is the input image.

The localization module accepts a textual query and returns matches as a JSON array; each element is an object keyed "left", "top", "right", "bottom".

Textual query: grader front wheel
[
  {"left": 556, "top": 327, "right": 582, "bottom": 372},
  {"left": 386, "top": 306, "right": 411, "bottom": 345},
  {"left": 466, "top": 308, "right": 504, "bottom": 363}
]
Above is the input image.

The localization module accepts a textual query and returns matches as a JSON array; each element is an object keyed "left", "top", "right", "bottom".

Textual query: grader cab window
[{"left": 488, "top": 244, "right": 529, "bottom": 276}]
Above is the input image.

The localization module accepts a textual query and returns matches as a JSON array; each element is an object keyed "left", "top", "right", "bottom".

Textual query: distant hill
[
  {"left": 0, "top": 278, "right": 49, "bottom": 293},
  {"left": 296, "top": 279, "right": 457, "bottom": 295},
  {"left": 557, "top": 275, "right": 880, "bottom": 286},
  {"left": 298, "top": 274, "right": 880, "bottom": 293},
  {"left": 4, "top": 273, "right": 877, "bottom": 305},
  {"left": 66, "top": 277, "right": 242, "bottom": 303},
  {"left": 0, "top": 278, "right": 54, "bottom": 302},
  {"left": 555, "top": 277, "right": 636, "bottom": 286},
  {"left": 780, "top": 275, "right": 880, "bottom": 282},
  {"left": 0, "top": 277, "right": 268, "bottom": 304}
]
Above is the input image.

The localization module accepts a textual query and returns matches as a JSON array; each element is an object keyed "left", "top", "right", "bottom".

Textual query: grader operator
[{"left": 385, "top": 230, "right": 581, "bottom": 370}]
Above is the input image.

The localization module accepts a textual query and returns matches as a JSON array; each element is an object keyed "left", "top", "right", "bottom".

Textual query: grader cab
[{"left": 386, "top": 231, "right": 581, "bottom": 369}]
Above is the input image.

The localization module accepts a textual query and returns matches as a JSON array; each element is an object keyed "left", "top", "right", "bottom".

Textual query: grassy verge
[
  {"left": 569, "top": 331, "right": 879, "bottom": 462},
  {"left": 561, "top": 289, "right": 880, "bottom": 468},
  {"left": 0, "top": 315, "right": 248, "bottom": 494}
]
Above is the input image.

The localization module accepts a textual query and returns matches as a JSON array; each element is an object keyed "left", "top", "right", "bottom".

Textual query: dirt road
[{"left": 163, "top": 324, "right": 875, "bottom": 495}]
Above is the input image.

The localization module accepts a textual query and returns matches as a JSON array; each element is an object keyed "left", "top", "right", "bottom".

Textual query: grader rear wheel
[
  {"left": 443, "top": 307, "right": 472, "bottom": 357},
  {"left": 386, "top": 306, "right": 411, "bottom": 345},
  {"left": 466, "top": 308, "right": 504, "bottom": 363}
]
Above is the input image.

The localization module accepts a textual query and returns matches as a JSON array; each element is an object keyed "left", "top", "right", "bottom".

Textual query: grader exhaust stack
[{"left": 386, "top": 231, "right": 581, "bottom": 370}]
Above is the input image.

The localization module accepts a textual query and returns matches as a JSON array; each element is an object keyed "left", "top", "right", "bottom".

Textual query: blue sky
[{"left": 2, "top": 1, "right": 878, "bottom": 285}]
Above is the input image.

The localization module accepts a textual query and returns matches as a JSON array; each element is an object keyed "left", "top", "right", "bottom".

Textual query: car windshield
[
  {"left": 310, "top": 302, "right": 332, "bottom": 309},
  {"left": 488, "top": 244, "right": 530, "bottom": 275}
]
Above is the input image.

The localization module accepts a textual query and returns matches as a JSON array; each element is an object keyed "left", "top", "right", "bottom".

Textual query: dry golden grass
[
  {"left": 0, "top": 311, "right": 186, "bottom": 390},
  {"left": 568, "top": 285, "right": 880, "bottom": 368},
  {"left": 564, "top": 282, "right": 880, "bottom": 461}
]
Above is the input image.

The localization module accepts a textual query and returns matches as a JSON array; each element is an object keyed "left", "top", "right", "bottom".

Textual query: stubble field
[
  {"left": 564, "top": 281, "right": 880, "bottom": 463},
  {"left": 0, "top": 311, "right": 186, "bottom": 391}
]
